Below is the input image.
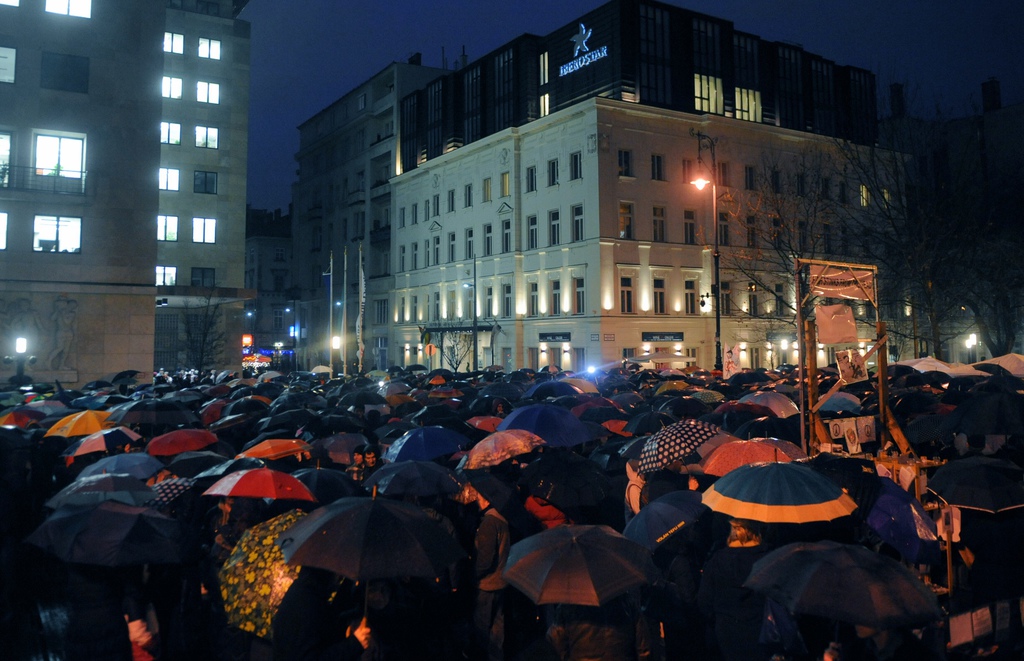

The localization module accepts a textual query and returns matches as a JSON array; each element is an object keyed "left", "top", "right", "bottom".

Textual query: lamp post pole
[
  {"left": 471, "top": 259, "right": 479, "bottom": 372},
  {"left": 691, "top": 128, "right": 722, "bottom": 372}
]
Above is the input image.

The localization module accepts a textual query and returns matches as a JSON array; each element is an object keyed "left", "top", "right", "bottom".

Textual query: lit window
[
  {"left": 539, "top": 93, "right": 550, "bottom": 117},
  {"left": 0, "top": 212, "right": 6, "bottom": 250},
  {"left": 0, "top": 46, "right": 14, "bottom": 83},
  {"left": 192, "top": 217, "right": 216, "bottom": 243},
  {"left": 156, "top": 266, "right": 176, "bottom": 286},
  {"left": 195, "top": 126, "right": 218, "bottom": 148},
  {"left": 163, "top": 32, "right": 184, "bottom": 54},
  {"left": 694, "top": 74, "right": 724, "bottom": 114},
  {"left": 35, "top": 134, "right": 84, "bottom": 178},
  {"left": 0, "top": 0, "right": 20, "bottom": 6},
  {"left": 198, "top": 38, "right": 221, "bottom": 60},
  {"left": 618, "top": 202, "right": 634, "bottom": 239},
  {"left": 196, "top": 81, "right": 220, "bottom": 104},
  {"left": 161, "top": 76, "right": 182, "bottom": 99},
  {"left": 160, "top": 122, "right": 181, "bottom": 145},
  {"left": 860, "top": 184, "right": 870, "bottom": 207},
  {"left": 33, "top": 215, "right": 81, "bottom": 252},
  {"left": 45, "top": 0, "right": 90, "bottom": 18},
  {"left": 158, "top": 168, "right": 179, "bottom": 191},
  {"left": 157, "top": 215, "right": 178, "bottom": 241}
]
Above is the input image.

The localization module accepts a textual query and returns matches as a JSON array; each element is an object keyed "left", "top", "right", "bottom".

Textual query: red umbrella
[
  {"left": 200, "top": 399, "right": 231, "bottom": 426},
  {"left": 700, "top": 438, "right": 807, "bottom": 477},
  {"left": 73, "top": 426, "right": 144, "bottom": 456},
  {"left": 467, "top": 416, "right": 503, "bottom": 433},
  {"left": 147, "top": 429, "right": 219, "bottom": 456},
  {"left": 202, "top": 468, "right": 317, "bottom": 501}
]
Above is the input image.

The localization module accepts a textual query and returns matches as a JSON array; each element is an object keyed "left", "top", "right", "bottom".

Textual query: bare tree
[{"left": 180, "top": 291, "right": 226, "bottom": 371}]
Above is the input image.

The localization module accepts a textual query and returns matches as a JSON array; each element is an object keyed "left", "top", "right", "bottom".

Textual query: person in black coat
[
  {"left": 697, "top": 518, "right": 771, "bottom": 661},
  {"left": 271, "top": 566, "right": 370, "bottom": 661}
]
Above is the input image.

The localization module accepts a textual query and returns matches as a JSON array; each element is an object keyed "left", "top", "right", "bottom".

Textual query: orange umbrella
[
  {"left": 467, "top": 416, "right": 503, "bottom": 433},
  {"left": 0, "top": 408, "right": 46, "bottom": 428},
  {"left": 202, "top": 468, "right": 316, "bottom": 501},
  {"left": 238, "top": 438, "right": 312, "bottom": 461},
  {"left": 44, "top": 410, "right": 114, "bottom": 438},
  {"left": 700, "top": 438, "right": 806, "bottom": 477},
  {"left": 147, "top": 429, "right": 219, "bottom": 456},
  {"left": 386, "top": 394, "right": 416, "bottom": 406}
]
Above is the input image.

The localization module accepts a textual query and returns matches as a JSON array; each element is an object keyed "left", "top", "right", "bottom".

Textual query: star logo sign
[{"left": 570, "top": 23, "right": 592, "bottom": 58}]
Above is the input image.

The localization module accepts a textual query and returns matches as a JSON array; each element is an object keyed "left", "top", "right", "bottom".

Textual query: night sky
[{"left": 239, "top": 0, "right": 1024, "bottom": 212}]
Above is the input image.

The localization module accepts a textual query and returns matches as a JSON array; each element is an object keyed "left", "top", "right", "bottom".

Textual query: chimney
[
  {"left": 407, "top": 52, "right": 422, "bottom": 66},
  {"left": 889, "top": 83, "right": 905, "bottom": 119},
  {"left": 459, "top": 45, "right": 468, "bottom": 70},
  {"left": 982, "top": 78, "right": 1001, "bottom": 112}
]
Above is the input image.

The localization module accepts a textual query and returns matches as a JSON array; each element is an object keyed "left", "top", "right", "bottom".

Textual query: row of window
[
  {"left": 158, "top": 167, "right": 219, "bottom": 194},
  {"left": 0, "top": 131, "right": 86, "bottom": 185},
  {"left": 0, "top": 211, "right": 81, "bottom": 253},
  {"left": 162, "top": 76, "right": 220, "bottom": 104},
  {"left": 156, "top": 265, "right": 216, "bottom": 287},
  {"left": 163, "top": 33, "right": 221, "bottom": 60},
  {"left": 157, "top": 215, "right": 217, "bottom": 243},
  {"left": 397, "top": 277, "right": 588, "bottom": 322},
  {"left": 0, "top": 0, "right": 91, "bottom": 17},
  {"left": 161, "top": 122, "right": 219, "bottom": 149},
  {"left": 617, "top": 277, "right": 790, "bottom": 316}
]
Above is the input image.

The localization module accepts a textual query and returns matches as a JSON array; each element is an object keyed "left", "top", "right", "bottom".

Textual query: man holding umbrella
[{"left": 472, "top": 487, "right": 510, "bottom": 661}]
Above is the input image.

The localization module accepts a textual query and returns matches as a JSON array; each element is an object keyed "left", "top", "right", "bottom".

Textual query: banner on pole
[
  {"left": 807, "top": 264, "right": 875, "bottom": 304},
  {"left": 815, "top": 304, "right": 859, "bottom": 344}
]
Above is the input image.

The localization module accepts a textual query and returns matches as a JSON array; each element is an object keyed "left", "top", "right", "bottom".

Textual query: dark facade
[{"left": 399, "top": 0, "right": 876, "bottom": 174}]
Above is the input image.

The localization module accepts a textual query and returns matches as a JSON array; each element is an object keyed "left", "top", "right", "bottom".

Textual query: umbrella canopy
[
  {"left": 78, "top": 452, "right": 165, "bottom": 480},
  {"left": 479, "top": 382, "right": 525, "bottom": 401},
  {"left": 560, "top": 378, "right": 599, "bottom": 394},
  {"left": 867, "top": 478, "right": 941, "bottom": 564},
  {"left": 237, "top": 438, "right": 313, "bottom": 461},
  {"left": 277, "top": 496, "right": 466, "bottom": 580},
  {"left": 71, "top": 426, "right": 144, "bottom": 456},
  {"left": 25, "top": 501, "right": 183, "bottom": 566},
  {"left": 107, "top": 398, "right": 200, "bottom": 429},
  {"left": 383, "top": 425, "right": 470, "bottom": 462},
  {"left": 523, "top": 381, "right": 584, "bottom": 399},
  {"left": 743, "top": 540, "right": 942, "bottom": 630},
  {"left": 926, "top": 456, "right": 1024, "bottom": 513},
  {"left": 291, "top": 467, "right": 363, "bottom": 504},
  {"left": 689, "top": 389, "right": 725, "bottom": 405},
  {"left": 0, "top": 407, "right": 47, "bottom": 428},
  {"left": 738, "top": 391, "right": 799, "bottom": 418},
  {"left": 940, "top": 392, "right": 1024, "bottom": 437},
  {"left": 146, "top": 429, "right": 219, "bottom": 456},
  {"left": 467, "top": 415, "right": 504, "bottom": 433},
  {"left": 219, "top": 509, "right": 306, "bottom": 639},
  {"left": 637, "top": 419, "right": 724, "bottom": 475},
  {"left": 309, "top": 432, "right": 369, "bottom": 465},
  {"left": 622, "top": 411, "right": 677, "bottom": 436},
  {"left": 502, "top": 524, "right": 659, "bottom": 606},
  {"left": 363, "top": 460, "right": 464, "bottom": 497},
  {"left": 519, "top": 451, "right": 612, "bottom": 510},
  {"left": 497, "top": 403, "right": 591, "bottom": 447},
  {"left": 622, "top": 490, "right": 708, "bottom": 551},
  {"left": 702, "top": 462, "right": 859, "bottom": 524},
  {"left": 462, "top": 429, "right": 546, "bottom": 469},
  {"left": 202, "top": 468, "right": 317, "bottom": 502},
  {"left": 164, "top": 450, "right": 237, "bottom": 478},
  {"left": 699, "top": 438, "right": 806, "bottom": 477},
  {"left": 43, "top": 409, "right": 114, "bottom": 438},
  {"left": 46, "top": 473, "right": 157, "bottom": 509}
]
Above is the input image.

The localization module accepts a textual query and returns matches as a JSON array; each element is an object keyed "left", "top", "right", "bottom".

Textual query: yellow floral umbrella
[{"left": 219, "top": 509, "right": 307, "bottom": 640}]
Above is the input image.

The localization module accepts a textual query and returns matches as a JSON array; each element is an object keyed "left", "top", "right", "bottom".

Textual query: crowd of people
[{"left": 0, "top": 360, "right": 1023, "bottom": 661}]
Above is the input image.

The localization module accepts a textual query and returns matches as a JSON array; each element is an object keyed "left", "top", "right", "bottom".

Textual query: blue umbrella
[
  {"left": 497, "top": 403, "right": 591, "bottom": 447},
  {"left": 78, "top": 453, "right": 165, "bottom": 480},
  {"left": 623, "top": 490, "right": 708, "bottom": 551},
  {"left": 866, "top": 478, "right": 940, "bottom": 564},
  {"left": 383, "top": 425, "right": 470, "bottom": 462}
]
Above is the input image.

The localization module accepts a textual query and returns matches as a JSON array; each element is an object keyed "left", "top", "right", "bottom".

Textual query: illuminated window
[
  {"left": 734, "top": 88, "right": 762, "bottom": 122},
  {"left": 539, "top": 93, "right": 550, "bottom": 117},
  {"left": 196, "top": 81, "right": 220, "bottom": 104},
  {"left": 195, "top": 126, "right": 218, "bottom": 148},
  {"left": 198, "top": 38, "right": 221, "bottom": 60},
  {"left": 0, "top": 1, "right": 20, "bottom": 6},
  {"left": 156, "top": 266, "right": 176, "bottom": 286},
  {"left": 35, "top": 134, "right": 84, "bottom": 177},
  {"left": 482, "top": 177, "right": 492, "bottom": 202},
  {"left": 694, "top": 74, "right": 724, "bottom": 113},
  {"left": 538, "top": 51, "right": 549, "bottom": 85},
  {"left": 157, "top": 215, "right": 178, "bottom": 241},
  {"left": 45, "top": 0, "right": 90, "bottom": 18},
  {"left": 161, "top": 76, "right": 182, "bottom": 99},
  {"left": 860, "top": 184, "right": 870, "bottom": 207},
  {"left": 618, "top": 202, "right": 634, "bottom": 239},
  {"left": 33, "top": 215, "right": 81, "bottom": 252},
  {"left": 192, "top": 217, "right": 216, "bottom": 243},
  {"left": 158, "top": 168, "right": 179, "bottom": 191},
  {"left": 163, "top": 32, "right": 184, "bottom": 54},
  {"left": 160, "top": 122, "right": 181, "bottom": 145},
  {"left": 0, "top": 212, "right": 6, "bottom": 250}
]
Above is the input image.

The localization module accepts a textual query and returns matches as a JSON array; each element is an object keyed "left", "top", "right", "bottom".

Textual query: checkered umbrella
[{"left": 637, "top": 419, "right": 723, "bottom": 474}]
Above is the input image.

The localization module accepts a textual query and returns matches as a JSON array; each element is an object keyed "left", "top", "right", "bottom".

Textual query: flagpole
[
  {"left": 342, "top": 246, "right": 348, "bottom": 377},
  {"left": 357, "top": 243, "right": 366, "bottom": 374},
  {"left": 327, "top": 251, "right": 333, "bottom": 376}
]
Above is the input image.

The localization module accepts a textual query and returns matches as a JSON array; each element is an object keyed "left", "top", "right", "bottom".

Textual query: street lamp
[
  {"left": 463, "top": 259, "right": 478, "bottom": 371},
  {"left": 4, "top": 337, "right": 36, "bottom": 386},
  {"left": 691, "top": 128, "right": 723, "bottom": 372}
]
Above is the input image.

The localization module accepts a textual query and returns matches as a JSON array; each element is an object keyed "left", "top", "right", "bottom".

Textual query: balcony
[
  {"left": 347, "top": 188, "right": 366, "bottom": 206},
  {"left": 370, "top": 224, "right": 391, "bottom": 244},
  {"left": 1, "top": 164, "right": 87, "bottom": 195}
]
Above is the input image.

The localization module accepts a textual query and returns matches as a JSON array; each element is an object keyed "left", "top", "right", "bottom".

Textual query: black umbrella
[
  {"left": 363, "top": 460, "right": 464, "bottom": 497},
  {"left": 277, "top": 496, "right": 465, "bottom": 580},
  {"left": 941, "top": 392, "right": 1024, "bottom": 437},
  {"left": 291, "top": 467, "right": 363, "bottom": 503},
  {"left": 744, "top": 540, "right": 942, "bottom": 630},
  {"left": 731, "top": 416, "right": 801, "bottom": 443},
  {"left": 623, "top": 411, "right": 677, "bottom": 436},
  {"left": 927, "top": 456, "right": 1024, "bottom": 513},
  {"left": 503, "top": 524, "right": 659, "bottom": 606},
  {"left": 622, "top": 490, "right": 708, "bottom": 551},
  {"left": 519, "top": 451, "right": 611, "bottom": 510},
  {"left": 479, "top": 382, "right": 525, "bottom": 401},
  {"left": 656, "top": 396, "right": 711, "bottom": 419},
  {"left": 26, "top": 501, "right": 183, "bottom": 566},
  {"left": 106, "top": 399, "right": 200, "bottom": 429},
  {"left": 46, "top": 473, "right": 156, "bottom": 509}
]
